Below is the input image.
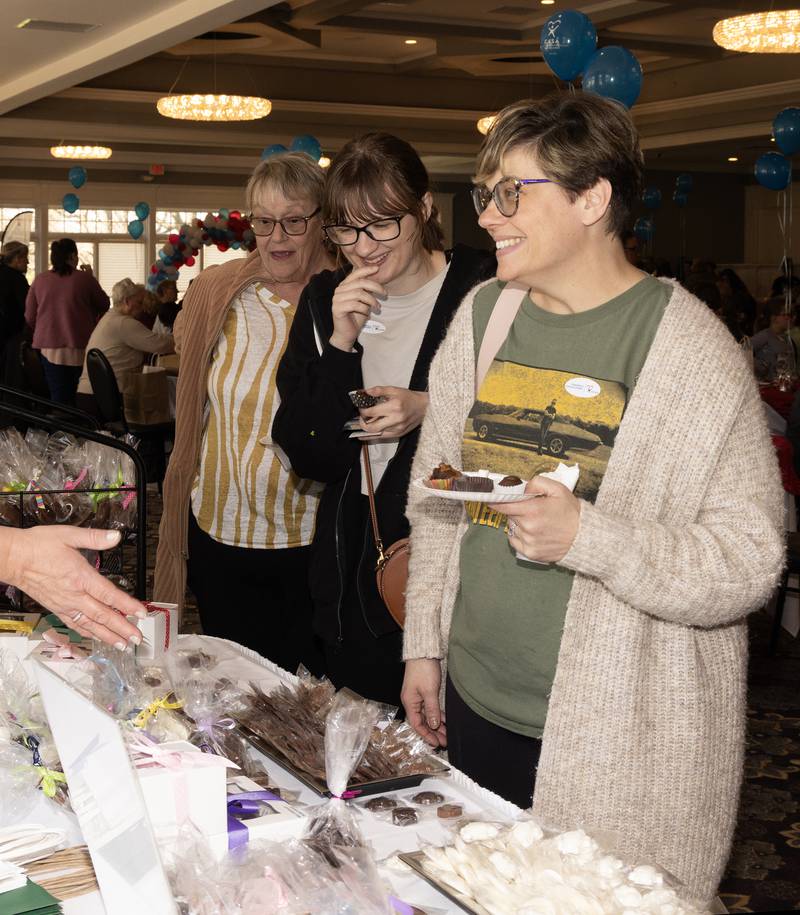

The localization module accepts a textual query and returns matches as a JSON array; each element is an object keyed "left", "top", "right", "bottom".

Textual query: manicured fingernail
[
  {"left": 129, "top": 632, "right": 142, "bottom": 646},
  {"left": 135, "top": 606, "right": 147, "bottom": 619},
  {"left": 429, "top": 719, "right": 438, "bottom": 728},
  {"left": 114, "top": 641, "right": 126, "bottom": 651},
  {"left": 106, "top": 530, "right": 121, "bottom": 543}
]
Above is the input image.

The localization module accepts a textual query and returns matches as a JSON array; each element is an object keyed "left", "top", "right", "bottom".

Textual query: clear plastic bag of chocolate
[
  {"left": 86, "top": 434, "right": 138, "bottom": 531},
  {"left": 0, "top": 428, "right": 36, "bottom": 527},
  {"left": 303, "top": 689, "right": 385, "bottom": 858}
]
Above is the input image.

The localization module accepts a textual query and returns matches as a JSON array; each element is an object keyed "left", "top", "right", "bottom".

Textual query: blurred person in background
[
  {"left": 152, "top": 279, "right": 181, "bottom": 336},
  {"left": 75, "top": 277, "right": 174, "bottom": 417},
  {"left": 620, "top": 229, "right": 640, "bottom": 268},
  {"left": 751, "top": 298, "right": 796, "bottom": 382},
  {"left": 154, "top": 152, "right": 333, "bottom": 673},
  {"left": 25, "top": 238, "right": 109, "bottom": 404},
  {"left": 0, "top": 241, "right": 30, "bottom": 387},
  {"left": 717, "top": 268, "right": 757, "bottom": 337}
]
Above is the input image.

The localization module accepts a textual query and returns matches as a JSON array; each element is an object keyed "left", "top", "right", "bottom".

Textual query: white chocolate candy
[
  {"left": 629, "top": 864, "right": 664, "bottom": 887},
  {"left": 510, "top": 819, "right": 545, "bottom": 848},
  {"left": 460, "top": 821, "right": 501, "bottom": 843},
  {"left": 489, "top": 850, "right": 518, "bottom": 880},
  {"left": 614, "top": 885, "right": 644, "bottom": 908}
]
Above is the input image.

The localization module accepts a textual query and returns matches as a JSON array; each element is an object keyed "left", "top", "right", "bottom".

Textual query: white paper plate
[{"left": 411, "top": 478, "right": 535, "bottom": 503}]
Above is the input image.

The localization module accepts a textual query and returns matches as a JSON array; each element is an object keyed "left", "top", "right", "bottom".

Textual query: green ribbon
[
  {"left": 34, "top": 765, "right": 67, "bottom": 798},
  {"left": 90, "top": 467, "right": 129, "bottom": 508}
]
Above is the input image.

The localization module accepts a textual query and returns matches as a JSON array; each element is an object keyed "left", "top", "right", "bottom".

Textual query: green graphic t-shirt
[{"left": 448, "top": 275, "right": 671, "bottom": 737}]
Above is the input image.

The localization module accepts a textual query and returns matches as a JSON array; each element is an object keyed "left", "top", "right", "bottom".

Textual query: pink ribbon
[
  {"left": 41, "top": 629, "right": 88, "bottom": 659},
  {"left": 128, "top": 732, "right": 239, "bottom": 773},
  {"left": 330, "top": 789, "right": 362, "bottom": 799},
  {"left": 64, "top": 467, "right": 89, "bottom": 491}
]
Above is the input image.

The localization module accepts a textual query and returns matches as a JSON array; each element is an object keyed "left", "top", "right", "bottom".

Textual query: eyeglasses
[
  {"left": 471, "top": 176, "right": 555, "bottom": 218},
  {"left": 323, "top": 215, "right": 405, "bottom": 247},
  {"left": 247, "top": 207, "right": 320, "bottom": 237}
]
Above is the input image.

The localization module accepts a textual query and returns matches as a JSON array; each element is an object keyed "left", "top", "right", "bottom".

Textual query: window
[
  {"left": 0, "top": 207, "right": 35, "bottom": 233},
  {"left": 99, "top": 243, "right": 145, "bottom": 299},
  {"left": 155, "top": 211, "right": 208, "bottom": 235},
  {"left": 48, "top": 208, "right": 138, "bottom": 235}
]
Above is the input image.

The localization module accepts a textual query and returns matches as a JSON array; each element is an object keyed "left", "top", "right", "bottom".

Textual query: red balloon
[
  {"left": 230, "top": 210, "right": 241, "bottom": 219},
  {"left": 218, "top": 242, "right": 229, "bottom": 252},
  {"left": 185, "top": 256, "right": 195, "bottom": 267},
  {"left": 151, "top": 265, "right": 158, "bottom": 274},
  {"left": 168, "top": 233, "right": 179, "bottom": 244}
]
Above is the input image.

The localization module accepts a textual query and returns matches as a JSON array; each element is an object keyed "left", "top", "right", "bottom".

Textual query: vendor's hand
[
  {"left": 2, "top": 526, "right": 146, "bottom": 649},
  {"left": 358, "top": 387, "right": 429, "bottom": 438},
  {"left": 401, "top": 658, "right": 446, "bottom": 748},
  {"left": 329, "top": 266, "right": 386, "bottom": 351},
  {"left": 492, "top": 476, "right": 581, "bottom": 564}
]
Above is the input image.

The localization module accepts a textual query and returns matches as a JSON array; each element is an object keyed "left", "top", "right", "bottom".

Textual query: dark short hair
[
  {"left": 474, "top": 93, "right": 644, "bottom": 239},
  {"left": 323, "top": 132, "right": 444, "bottom": 253},
  {"left": 50, "top": 238, "right": 78, "bottom": 275}
]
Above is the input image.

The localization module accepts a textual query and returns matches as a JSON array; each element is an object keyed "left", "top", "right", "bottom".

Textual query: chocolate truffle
[
  {"left": 450, "top": 474, "right": 494, "bottom": 493},
  {"left": 498, "top": 475, "right": 523, "bottom": 487},
  {"left": 412, "top": 790, "right": 444, "bottom": 806},
  {"left": 365, "top": 795, "right": 398, "bottom": 812},
  {"left": 392, "top": 806, "right": 419, "bottom": 826},
  {"left": 437, "top": 803, "right": 464, "bottom": 819}
]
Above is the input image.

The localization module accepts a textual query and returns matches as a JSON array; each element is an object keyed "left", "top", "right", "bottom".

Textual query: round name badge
[
  {"left": 361, "top": 319, "right": 386, "bottom": 335},
  {"left": 564, "top": 377, "right": 601, "bottom": 398}
]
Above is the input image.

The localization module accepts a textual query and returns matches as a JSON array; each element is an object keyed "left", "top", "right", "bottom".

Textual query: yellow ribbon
[
  {"left": 34, "top": 766, "right": 67, "bottom": 798},
  {"left": 0, "top": 620, "right": 33, "bottom": 633},
  {"left": 133, "top": 693, "right": 183, "bottom": 729}
]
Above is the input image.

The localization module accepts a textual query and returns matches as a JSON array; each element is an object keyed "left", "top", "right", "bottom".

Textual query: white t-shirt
[{"left": 359, "top": 264, "right": 448, "bottom": 492}]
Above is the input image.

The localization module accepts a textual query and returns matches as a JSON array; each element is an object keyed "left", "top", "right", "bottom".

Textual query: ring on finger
[
  {"left": 508, "top": 520, "right": 517, "bottom": 538},
  {"left": 71, "top": 610, "right": 84, "bottom": 624}
]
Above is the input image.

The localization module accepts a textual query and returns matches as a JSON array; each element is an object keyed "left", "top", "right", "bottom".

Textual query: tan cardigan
[
  {"left": 154, "top": 251, "right": 276, "bottom": 607},
  {"left": 403, "top": 278, "right": 785, "bottom": 905}
]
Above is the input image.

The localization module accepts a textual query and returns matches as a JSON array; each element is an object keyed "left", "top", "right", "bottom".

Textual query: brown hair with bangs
[
  {"left": 323, "top": 133, "right": 444, "bottom": 253},
  {"left": 474, "top": 93, "right": 643, "bottom": 239}
]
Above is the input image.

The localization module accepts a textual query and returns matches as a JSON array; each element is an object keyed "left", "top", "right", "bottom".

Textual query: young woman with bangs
[{"left": 273, "top": 132, "right": 495, "bottom": 707}]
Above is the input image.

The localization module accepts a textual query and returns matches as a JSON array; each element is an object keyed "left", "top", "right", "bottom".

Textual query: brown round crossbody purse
[{"left": 362, "top": 443, "right": 409, "bottom": 629}]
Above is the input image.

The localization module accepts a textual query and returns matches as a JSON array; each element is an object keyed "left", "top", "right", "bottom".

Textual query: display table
[{"left": 25, "top": 635, "right": 726, "bottom": 914}]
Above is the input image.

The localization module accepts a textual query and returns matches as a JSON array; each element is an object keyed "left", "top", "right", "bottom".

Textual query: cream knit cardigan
[{"left": 403, "top": 278, "right": 785, "bottom": 905}]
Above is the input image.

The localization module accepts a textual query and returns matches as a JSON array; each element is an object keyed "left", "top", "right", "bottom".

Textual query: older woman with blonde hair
[
  {"left": 154, "top": 152, "right": 333, "bottom": 672},
  {"left": 76, "top": 278, "right": 174, "bottom": 417}
]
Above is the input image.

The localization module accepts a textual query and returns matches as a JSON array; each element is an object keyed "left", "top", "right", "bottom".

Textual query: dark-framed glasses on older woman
[
  {"left": 323, "top": 215, "right": 404, "bottom": 247},
  {"left": 471, "top": 176, "right": 555, "bottom": 218},
  {"left": 247, "top": 207, "right": 321, "bottom": 237}
]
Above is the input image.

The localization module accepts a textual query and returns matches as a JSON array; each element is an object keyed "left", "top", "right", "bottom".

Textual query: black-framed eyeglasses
[
  {"left": 471, "top": 176, "right": 555, "bottom": 218},
  {"left": 247, "top": 207, "right": 320, "bottom": 237},
  {"left": 323, "top": 215, "right": 405, "bottom": 247}
]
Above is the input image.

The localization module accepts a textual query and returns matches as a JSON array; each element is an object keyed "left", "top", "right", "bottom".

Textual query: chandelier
[
  {"left": 50, "top": 145, "right": 112, "bottom": 159},
  {"left": 156, "top": 94, "right": 271, "bottom": 121},
  {"left": 477, "top": 115, "right": 497, "bottom": 136},
  {"left": 713, "top": 10, "right": 800, "bottom": 53}
]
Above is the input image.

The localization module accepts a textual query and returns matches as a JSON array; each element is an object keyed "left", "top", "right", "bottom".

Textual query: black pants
[
  {"left": 186, "top": 510, "right": 323, "bottom": 676},
  {"left": 40, "top": 356, "right": 81, "bottom": 405},
  {"left": 321, "top": 576, "right": 405, "bottom": 709},
  {"left": 446, "top": 675, "right": 541, "bottom": 809}
]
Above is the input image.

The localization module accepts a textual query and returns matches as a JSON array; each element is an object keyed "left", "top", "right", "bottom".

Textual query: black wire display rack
[{"left": 0, "top": 384, "right": 148, "bottom": 601}]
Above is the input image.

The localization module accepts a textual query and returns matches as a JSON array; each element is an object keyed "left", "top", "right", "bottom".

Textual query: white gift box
[
  {"left": 132, "top": 602, "right": 179, "bottom": 661},
  {"left": 208, "top": 774, "right": 307, "bottom": 859},
  {"left": 134, "top": 740, "right": 233, "bottom": 844}
]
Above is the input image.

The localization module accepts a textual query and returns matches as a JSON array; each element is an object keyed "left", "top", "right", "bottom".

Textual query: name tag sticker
[
  {"left": 361, "top": 320, "right": 386, "bottom": 335},
  {"left": 564, "top": 377, "right": 601, "bottom": 398}
]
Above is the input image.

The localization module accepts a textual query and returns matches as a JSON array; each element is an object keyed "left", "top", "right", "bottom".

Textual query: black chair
[
  {"left": 770, "top": 531, "right": 800, "bottom": 655},
  {"left": 86, "top": 348, "right": 174, "bottom": 490}
]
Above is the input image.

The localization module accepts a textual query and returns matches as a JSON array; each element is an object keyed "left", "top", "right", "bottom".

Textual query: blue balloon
[
  {"left": 62, "top": 193, "right": 79, "bottom": 214},
  {"left": 673, "top": 190, "right": 688, "bottom": 208},
  {"left": 582, "top": 46, "right": 643, "bottom": 109},
  {"left": 127, "top": 219, "right": 144, "bottom": 239},
  {"left": 290, "top": 134, "right": 323, "bottom": 161},
  {"left": 633, "top": 217, "right": 653, "bottom": 242},
  {"left": 675, "top": 173, "right": 693, "bottom": 192},
  {"left": 261, "top": 143, "right": 288, "bottom": 159},
  {"left": 755, "top": 152, "right": 792, "bottom": 191},
  {"left": 68, "top": 166, "right": 87, "bottom": 189},
  {"left": 774, "top": 107, "right": 800, "bottom": 157},
  {"left": 540, "top": 10, "right": 597, "bottom": 82},
  {"left": 134, "top": 201, "right": 150, "bottom": 220},
  {"left": 642, "top": 187, "right": 662, "bottom": 210},
  {"left": 218, "top": 208, "right": 230, "bottom": 219}
]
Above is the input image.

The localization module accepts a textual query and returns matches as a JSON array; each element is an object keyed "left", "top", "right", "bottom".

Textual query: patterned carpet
[{"left": 137, "top": 486, "right": 800, "bottom": 913}]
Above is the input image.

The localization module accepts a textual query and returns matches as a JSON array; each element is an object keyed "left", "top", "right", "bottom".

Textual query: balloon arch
[{"left": 147, "top": 210, "right": 256, "bottom": 290}]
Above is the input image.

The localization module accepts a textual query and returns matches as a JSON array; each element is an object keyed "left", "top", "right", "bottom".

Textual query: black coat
[
  {"left": 273, "top": 245, "right": 496, "bottom": 645},
  {"left": 0, "top": 262, "right": 30, "bottom": 387}
]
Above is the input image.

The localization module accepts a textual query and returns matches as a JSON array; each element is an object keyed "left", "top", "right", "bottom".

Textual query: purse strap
[
  {"left": 362, "top": 443, "right": 386, "bottom": 568},
  {"left": 475, "top": 281, "right": 530, "bottom": 395}
]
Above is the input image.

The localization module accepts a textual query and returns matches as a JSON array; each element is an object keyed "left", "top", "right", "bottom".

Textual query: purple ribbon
[
  {"left": 227, "top": 789, "right": 283, "bottom": 849},
  {"left": 331, "top": 789, "right": 361, "bottom": 799}
]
